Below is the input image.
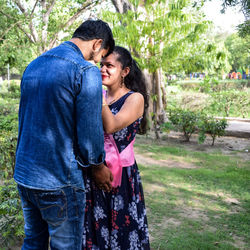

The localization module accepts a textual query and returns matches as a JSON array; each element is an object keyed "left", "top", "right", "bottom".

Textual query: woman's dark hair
[
  {"left": 72, "top": 20, "right": 115, "bottom": 55},
  {"left": 113, "top": 46, "right": 149, "bottom": 134}
]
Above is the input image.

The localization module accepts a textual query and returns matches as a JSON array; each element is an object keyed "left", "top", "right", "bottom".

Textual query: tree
[
  {"left": 105, "top": 0, "right": 212, "bottom": 137},
  {"left": 167, "top": 28, "right": 231, "bottom": 76},
  {"left": 225, "top": 33, "right": 250, "bottom": 72},
  {"left": 221, "top": 0, "right": 249, "bottom": 37},
  {"left": 0, "top": 0, "right": 100, "bottom": 74}
]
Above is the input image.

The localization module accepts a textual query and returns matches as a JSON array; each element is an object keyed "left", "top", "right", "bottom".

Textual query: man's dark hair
[{"left": 72, "top": 20, "right": 114, "bottom": 55}]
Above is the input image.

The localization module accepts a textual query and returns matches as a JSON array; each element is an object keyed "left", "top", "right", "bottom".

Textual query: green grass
[{"left": 135, "top": 139, "right": 250, "bottom": 249}]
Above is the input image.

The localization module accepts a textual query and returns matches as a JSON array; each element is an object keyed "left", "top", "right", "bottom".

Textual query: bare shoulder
[{"left": 125, "top": 92, "right": 144, "bottom": 104}]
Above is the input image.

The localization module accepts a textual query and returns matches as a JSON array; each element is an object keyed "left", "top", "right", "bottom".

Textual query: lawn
[{"left": 135, "top": 134, "right": 250, "bottom": 250}]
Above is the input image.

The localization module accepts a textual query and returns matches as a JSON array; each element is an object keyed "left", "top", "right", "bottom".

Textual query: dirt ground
[{"left": 135, "top": 131, "right": 250, "bottom": 161}]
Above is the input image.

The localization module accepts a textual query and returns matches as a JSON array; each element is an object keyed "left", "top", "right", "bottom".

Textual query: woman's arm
[{"left": 102, "top": 93, "right": 144, "bottom": 134}]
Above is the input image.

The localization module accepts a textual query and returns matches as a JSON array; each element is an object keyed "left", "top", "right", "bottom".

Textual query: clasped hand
[{"left": 91, "top": 163, "right": 113, "bottom": 192}]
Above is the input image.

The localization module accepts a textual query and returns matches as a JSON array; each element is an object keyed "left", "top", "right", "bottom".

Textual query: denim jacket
[{"left": 14, "top": 41, "right": 105, "bottom": 190}]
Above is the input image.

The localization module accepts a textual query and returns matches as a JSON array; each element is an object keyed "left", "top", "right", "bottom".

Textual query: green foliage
[
  {"left": 237, "top": 20, "right": 250, "bottom": 38},
  {"left": 0, "top": 80, "right": 22, "bottom": 246},
  {"left": 178, "top": 79, "right": 250, "bottom": 91},
  {"left": 198, "top": 77, "right": 219, "bottom": 93},
  {"left": 224, "top": 33, "right": 250, "bottom": 72},
  {"left": 0, "top": 130, "right": 17, "bottom": 179},
  {"left": 0, "top": 179, "right": 24, "bottom": 247},
  {"left": 167, "top": 79, "right": 250, "bottom": 118},
  {"left": 102, "top": 0, "right": 211, "bottom": 74},
  {"left": 0, "top": 0, "right": 99, "bottom": 74},
  {"left": 0, "top": 81, "right": 20, "bottom": 100},
  {"left": 198, "top": 117, "right": 228, "bottom": 146},
  {"left": 210, "top": 90, "right": 250, "bottom": 117},
  {"left": 0, "top": 81, "right": 19, "bottom": 187},
  {"left": 167, "top": 108, "right": 228, "bottom": 145},
  {"left": 168, "top": 108, "right": 200, "bottom": 142}
]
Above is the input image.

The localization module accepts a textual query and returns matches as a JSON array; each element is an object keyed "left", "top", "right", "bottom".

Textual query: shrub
[
  {"left": 210, "top": 90, "right": 249, "bottom": 117},
  {"left": 0, "top": 80, "right": 22, "bottom": 247},
  {"left": 0, "top": 130, "right": 17, "bottom": 179},
  {"left": 166, "top": 108, "right": 228, "bottom": 145},
  {"left": 0, "top": 81, "right": 20, "bottom": 99},
  {"left": 0, "top": 112, "right": 18, "bottom": 179},
  {"left": 198, "top": 117, "right": 228, "bottom": 146},
  {"left": 168, "top": 109, "right": 200, "bottom": 142},
  {"left": 0, "top": 179, "right": 24, "bottom": 247}
]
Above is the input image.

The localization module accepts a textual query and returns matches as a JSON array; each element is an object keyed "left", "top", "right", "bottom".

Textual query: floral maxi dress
[{"left": 82, "top": 92, "right": 150, "bottom": 250}]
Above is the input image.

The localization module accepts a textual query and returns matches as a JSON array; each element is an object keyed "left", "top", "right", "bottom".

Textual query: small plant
[
  {"left": 211, "top": 90, "right": 239, "bottom": 117},
  {"left": 168, "top": 108, "right": 200, "bottom": 141},
  {"left": 199, "top": 77, "right": 211, "bottom": 93},
  {"left": 199, "top": 117, "right": 228, "bottom": 146},
  {"left": 198, "top": 77, "right": 219, "bottom": 93}
]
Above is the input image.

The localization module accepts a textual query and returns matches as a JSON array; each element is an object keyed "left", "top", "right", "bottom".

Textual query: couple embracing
[{"left": 14, "top": 20, "right": 150, "bottom": 250}]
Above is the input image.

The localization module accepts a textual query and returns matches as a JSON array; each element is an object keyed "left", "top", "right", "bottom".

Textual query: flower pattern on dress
[
  {"left": 113, "top": 195, "right": 124, "bottom": 211},
  {"left": 129, "top": 230, "right": 140, "bottom": 250},
  {"left": 101, "top": 226, "right": 109, "bottom": 249},
  {"left": 111, "top": 107, "right": 119, "bottom": 115},
  {"left": 94, "top": 205, "right": 106, "bottom": 221},
  {"left": 129, "top": 201, "right": 138, "bottom": 222},
  {"left": 110, "top": 231, "right": 120, "bottom": 250},
  {"left": 113, "top": 127, "right": 128, "bottom": 141}
]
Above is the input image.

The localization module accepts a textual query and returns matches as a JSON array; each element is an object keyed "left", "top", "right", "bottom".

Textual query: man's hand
[{"left": 91, "top": 163, "right": 113, "bottom": 192}]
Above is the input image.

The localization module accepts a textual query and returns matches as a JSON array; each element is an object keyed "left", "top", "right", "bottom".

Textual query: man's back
[{"left": 14, "top": 41, "right": 105, "bottom": 190}]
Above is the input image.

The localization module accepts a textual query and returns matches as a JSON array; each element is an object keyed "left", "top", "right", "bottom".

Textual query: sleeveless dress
[{"left": 82, "top": 92, "right": 150, "bottom": 250}]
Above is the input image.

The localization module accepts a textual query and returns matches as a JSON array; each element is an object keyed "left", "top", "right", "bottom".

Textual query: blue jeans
[{"left": 18, "top": 185, "right": 85, "bottom": 250}]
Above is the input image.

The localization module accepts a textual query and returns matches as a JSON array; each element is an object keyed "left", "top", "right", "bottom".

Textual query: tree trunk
[
  {"left": 111, "top": 0, "right": 167, "bottom": 138},
  {"left": 151, "top": 68, "right": 167, "bottom": 138}
]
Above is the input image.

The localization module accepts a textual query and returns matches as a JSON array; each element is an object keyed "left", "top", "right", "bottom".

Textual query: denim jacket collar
[{"left": 63, "top": 41, "right": 85, "bottom": 59}]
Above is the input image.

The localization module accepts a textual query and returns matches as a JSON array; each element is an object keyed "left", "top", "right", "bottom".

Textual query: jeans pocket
[{"left": 36, "top": 190, "right": 67, "bottom": 227}]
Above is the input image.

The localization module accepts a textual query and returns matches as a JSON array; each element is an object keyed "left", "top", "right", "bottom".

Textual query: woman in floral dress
[{"left": 82, "top": 46, "right": 150, "bottom": 250}]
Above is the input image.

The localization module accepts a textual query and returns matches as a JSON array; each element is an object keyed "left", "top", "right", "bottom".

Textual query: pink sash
[{"left": 104, "top": 132, "right": 135, "bottom": 187}]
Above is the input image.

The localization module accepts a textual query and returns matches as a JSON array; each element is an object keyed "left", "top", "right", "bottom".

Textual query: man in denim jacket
[{"left": 14, "top": 20, "right": 114, "bottom": 250}]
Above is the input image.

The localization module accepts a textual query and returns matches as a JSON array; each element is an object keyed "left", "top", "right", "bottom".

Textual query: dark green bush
[
  {"left": 168, "top": 108, "right": 200, "bottom": 142},
  {"left": 0, "top": 179, "right": 24, "bottom": 247},
  {"left": 0, "top": 80, "right": 22, "bottom": 247},
  {"left": 0, "top": 81, "right": 20, "bottom": 99},
  {"left": 198, "top": 117, "right": 228, "bottom": 146},
  {"left": 0, "top": 113, "right": 18, "bottom": 131},
  {"left": 166, "top": 108, "right": 228, "bottom": 145},
  {"left": 0, "top": 130, "right": 17, "bottom": 179}
]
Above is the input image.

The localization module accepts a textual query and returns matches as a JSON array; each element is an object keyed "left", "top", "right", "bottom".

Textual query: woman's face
[{"left": 100, "top": 53, "right": 123, "bottom": 87}]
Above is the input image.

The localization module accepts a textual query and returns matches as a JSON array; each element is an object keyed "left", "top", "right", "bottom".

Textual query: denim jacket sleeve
[{"left": 75, "top": 66, "right": 105, "bottom": 167}]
